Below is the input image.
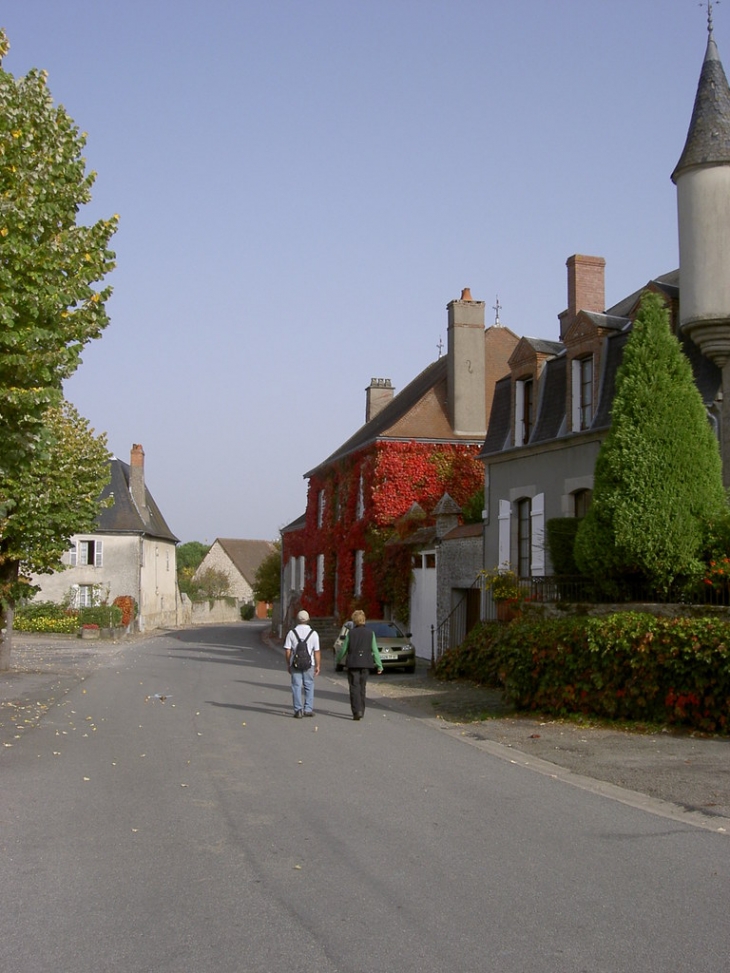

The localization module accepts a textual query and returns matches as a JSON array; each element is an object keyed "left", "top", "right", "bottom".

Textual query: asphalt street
[{"left": 1, "top": 623, "right": 730, "bottom": 973}]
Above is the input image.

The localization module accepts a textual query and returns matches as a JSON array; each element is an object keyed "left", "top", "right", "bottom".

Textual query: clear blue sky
[{"left": 2, "top": 1, "right": 718, "bottom": 544}]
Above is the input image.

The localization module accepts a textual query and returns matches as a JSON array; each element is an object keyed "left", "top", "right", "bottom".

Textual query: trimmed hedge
[
  {"left": 14, "top": 602, "right": 79, "bottom": 633},
  {"left": 434, "top": 613, "right": 730, "bottom": 733},
  {"left": 78, "top": 605, "right": 123, "bottom": 629}
]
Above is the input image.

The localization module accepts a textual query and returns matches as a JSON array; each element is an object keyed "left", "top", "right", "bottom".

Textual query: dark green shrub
[
  {"left": 546, "top": 518, "right": 581, "bottom": 576},
  {"left": 78, "top": 605, "right": 123, "bottom": 629},
  {"left": 575, "top": 293, "right": 726, "bottom": 594},
  {"left": 240, "top": 602, "right": 255, "bottom": 620},
  {"left": 434, "top": 621, "right": 503, "bottom": 686}
]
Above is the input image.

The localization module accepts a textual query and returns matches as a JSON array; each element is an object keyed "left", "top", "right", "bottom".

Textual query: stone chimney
[
  {"left": 129, "top": 444, "right": 148, "bottom": 517},
  {"left": 558, "top": 255, "right": 605, "bottom": 339},
  {"left": 447, "top": 287, "right": 486, "bottom": 437},
  {"left": 365, "top": 378, "right": 394, "bottom": 422}
]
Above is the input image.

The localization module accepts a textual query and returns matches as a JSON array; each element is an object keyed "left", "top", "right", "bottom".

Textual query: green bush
[
  {"left": 435, "top": 611, "right": 730, "bottom": 733},
  {"left": 240, "top": 602, "right": 255, "bottom": 620},
  {"left": 78, "top": 605, "right": 123, "bottom": 629},
  {"left": 434, "top": 622, "right": 503, "bottom": 685},
  {"left": 546, "top": 518, "right": 581, "bottom": 576},
  {"left": 14, "top": 601, "right": 79, "bottom": 633},
  {"left": 495, "top": 612, "right": 730, "bottom": 733}
]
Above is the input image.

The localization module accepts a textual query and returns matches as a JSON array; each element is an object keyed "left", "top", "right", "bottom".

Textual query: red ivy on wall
[{"left": 281, "top": 441, "right": 483, "bottom": 621}]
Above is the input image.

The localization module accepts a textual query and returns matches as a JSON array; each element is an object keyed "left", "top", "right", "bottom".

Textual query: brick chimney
[
  {"left": 365, "top": 378, "right": 394, "bottom": 422},
  {"left": 129, "top": 444, "right": 148, "bottom": 517},
  {"left": 558, "top": 254, "right": 605, "bottom": 339}
]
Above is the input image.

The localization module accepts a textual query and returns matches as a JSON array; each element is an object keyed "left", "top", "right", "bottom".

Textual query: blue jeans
[{"left": 291, "top": 668, "right": 314, "bottom": 714}]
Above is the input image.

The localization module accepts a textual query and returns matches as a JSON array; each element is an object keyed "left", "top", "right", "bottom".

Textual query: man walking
[
  {"left": 335, "top": 610, "right": 383, "bottom": 720},
  {"left": 284, "top": 610, "right": 320, "bottom": 718}
]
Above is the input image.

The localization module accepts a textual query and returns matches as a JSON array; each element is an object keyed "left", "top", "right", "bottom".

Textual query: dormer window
[
  {"left": 515, "top": 378, "right": 534, "bottom": 446},
  {"left": 571, "top": 356, "right": 594, "bottom": 431}
]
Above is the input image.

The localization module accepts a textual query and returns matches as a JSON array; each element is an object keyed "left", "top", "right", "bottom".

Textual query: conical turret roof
[{"left": 672, "top": 28, "right": 730, "bottom": 182}]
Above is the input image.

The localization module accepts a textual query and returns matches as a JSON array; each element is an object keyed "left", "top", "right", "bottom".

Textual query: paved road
[{"left": 2, "top": 623, "right": 730, "bottom": 972}]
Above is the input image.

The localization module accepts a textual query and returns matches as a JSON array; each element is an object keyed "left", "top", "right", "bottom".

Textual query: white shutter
[
  {"left": 95, "top": 540, "right": 103, "bottom": 567},
  {"left": 69, "top": 543, "right": 77, "bottom": 567},
  {"left": 531, "top": 493, "right": 545, "bottom": 576},
  {"left": 498, "top": 499, "right": 511, "bottom": 569}
]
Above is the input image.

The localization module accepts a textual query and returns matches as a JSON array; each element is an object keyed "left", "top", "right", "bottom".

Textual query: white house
[{"left": 31, "top": 444, "right": 179, "bottom": 632}]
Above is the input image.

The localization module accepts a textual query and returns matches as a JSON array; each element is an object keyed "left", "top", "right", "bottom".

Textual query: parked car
[{"left": 334, "top": 620, "right": 416, "bottom": 673}]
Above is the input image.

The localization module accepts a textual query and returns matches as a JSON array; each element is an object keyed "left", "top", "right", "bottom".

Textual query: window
[
  {"left": 71, "top": 540, "right": 103, "bottom": 567},
  {"left": 517, "top": 498, "right": 531, "bottom": 578},
  {"left": 356, "top": 475, "right": 365, "bottom": 520},
  {"left": 316, "top": 554, "right": 324, "bottom": 594},
  {"left": 573, "top": 489, "right": 591, "bottom": 519},
  {"left": 354, "top": 550, "right": 364, "bottom": 596},
  {"left": 72, "top": 584, "right": 96, "bottom": 608},
  {"left": 580, "top": 357, "right": 593, "bottom": 429},
  {"left": 572, "top": 356, "right": 594, "bottom": 431},
  {"left": 425, "top": 553, "right": 436, "bottom": 569},
  {"left": 298, "top": 556, "right": 306, "bottom": 590},
  {"left": 514, "top": 379, "right": 534, "bottom": 446}
]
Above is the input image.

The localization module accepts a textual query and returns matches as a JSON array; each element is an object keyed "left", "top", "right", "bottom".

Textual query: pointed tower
[{"left": 672, "top": 15, "right": 730, "bottom": 484}]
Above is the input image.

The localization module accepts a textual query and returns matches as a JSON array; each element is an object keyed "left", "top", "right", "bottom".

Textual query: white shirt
[{"left": 284, "top": 623, "right": 320, "bottom": 664}]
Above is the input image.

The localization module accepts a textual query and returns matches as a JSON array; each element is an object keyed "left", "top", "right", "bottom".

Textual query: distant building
[{"left": 193, "top": 538, "right": 276, "bottom": 618}]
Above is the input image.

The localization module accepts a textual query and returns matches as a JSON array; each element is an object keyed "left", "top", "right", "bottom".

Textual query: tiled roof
[
  {"left": 97, "top": 459, "right": 178, "bottom": 542},
  {"left": 305, "top": 358, "right": 456, "bottom": 476},
  {"left": 215, "top": 538, "right": 276, "bottom": 584}
]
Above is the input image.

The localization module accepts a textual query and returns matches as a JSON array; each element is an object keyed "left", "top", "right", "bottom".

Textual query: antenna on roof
[
  {"left": 493, "top": 295, "right": 503, "bottom": 327},
  {"left": 702, "top": 0, "right": 720, "bottom": 33},
  {"left": 437, "top": 335, "right": 444, "bottom": 358}
]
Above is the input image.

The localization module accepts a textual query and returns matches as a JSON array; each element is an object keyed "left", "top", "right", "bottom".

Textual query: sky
[{"left": 1, "top": 0, "right": 720, "bottom": 544}]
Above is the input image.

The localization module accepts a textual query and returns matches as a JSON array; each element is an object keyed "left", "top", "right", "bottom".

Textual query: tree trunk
[{"left": 0, "top": 559, "right": 19, "bottom": 671}]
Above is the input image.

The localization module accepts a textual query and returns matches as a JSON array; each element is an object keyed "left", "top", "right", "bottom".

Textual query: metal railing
[{"left": 431, "top": 574, "right": 730, "bottom": 667}]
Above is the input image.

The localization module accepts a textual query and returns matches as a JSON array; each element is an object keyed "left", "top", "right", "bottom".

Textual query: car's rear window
[{"left": 366, "top": 622, "right": 403, "bottom": 638}]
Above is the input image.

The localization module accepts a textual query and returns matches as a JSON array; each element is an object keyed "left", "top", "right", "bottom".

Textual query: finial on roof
[
  {"left": 460, "top": 287, "right": 472, "bottom": 301},
  {"left": 493, "top": 295, "right": 502, "bottom": 327},
  {"left": 704, "top": 0, "right": 719, "bottom": 34},
  {"left": 437, "top": 335, "right": 444, "bottom": 358}
]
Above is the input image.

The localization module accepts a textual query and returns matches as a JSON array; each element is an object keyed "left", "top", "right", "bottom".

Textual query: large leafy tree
[
  {"left": 0, "top": 30, "right": 117, "bottom": 487},
  {"left": 0, "top": 400, "right": 111, "bottom": 669},
  {"left": 574, "top": 292, "right": 726, "bottom": 594},
  {"left": 253, "top": 543, "right": 281, "bottom": 604}
]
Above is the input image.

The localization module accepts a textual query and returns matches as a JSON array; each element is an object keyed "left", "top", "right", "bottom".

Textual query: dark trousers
[{"left": 347, "top": 667, "right": 369, "bottom": 716}]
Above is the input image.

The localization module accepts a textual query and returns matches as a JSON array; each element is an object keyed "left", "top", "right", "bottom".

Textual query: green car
[{"left": 334, "top": 620, "right": 416, "bottom": 673}]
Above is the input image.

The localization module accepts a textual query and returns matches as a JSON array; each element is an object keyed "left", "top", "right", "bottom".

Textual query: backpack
[{"left": 291, "top": 628, "right": 313, "bottom": 671}]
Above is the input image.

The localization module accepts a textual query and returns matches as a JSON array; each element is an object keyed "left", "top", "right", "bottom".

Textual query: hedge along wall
[{"left": 493, "top": 612, "right": 730, "bottom": 733}]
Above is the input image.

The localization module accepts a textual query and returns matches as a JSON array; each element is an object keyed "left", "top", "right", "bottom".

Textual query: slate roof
[
  {"left": 96, "top": 458, "right": 178, "bottom": 542},
  {"left": 530, "top": 355, "right": 567, "bottom": 443},
  {"left": 214, "top": 538, "right": 276, "bottom": 584},
  {"left": 673, "top": 30, "right": 730, "bottom": 181},
  {"left": 480, "top": 269, "right": 721, "bottom": 458}
]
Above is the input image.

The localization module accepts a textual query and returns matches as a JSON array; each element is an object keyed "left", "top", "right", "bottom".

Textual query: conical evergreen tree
[{"left": 574, "top": 292, "right": 726, "bottom": 593}]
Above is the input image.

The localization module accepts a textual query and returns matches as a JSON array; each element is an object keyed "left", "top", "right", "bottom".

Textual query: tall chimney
[
  {"left": 447, "top": 287, "right": 486, "bottom": 437},
  {"left": 558, "top": 254, "right": 605, "bottom": 339},
  {"left": 129, "top": 444, "right": 147, "bottom": 517},
  {"left": 365, "top": 378, "right": 394, "bottom": 422}
]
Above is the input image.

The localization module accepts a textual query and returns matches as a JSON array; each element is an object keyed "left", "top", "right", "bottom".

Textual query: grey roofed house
[
  {"left": 30, "top": 444, "right": 180, "bottom": 632},
  {"left": 97, "top": 454, "right": 179, "bottom": 542},
  {"left": 193, "top": 538, "right": 276, "bottom": 606}
]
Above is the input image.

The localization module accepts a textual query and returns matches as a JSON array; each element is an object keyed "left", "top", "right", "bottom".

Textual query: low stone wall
[{"left": 190, "top": 598, "right": 242, "bottom": 625}]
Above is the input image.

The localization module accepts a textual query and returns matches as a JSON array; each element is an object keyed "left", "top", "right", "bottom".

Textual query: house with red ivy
[{"left": 280, "top": 290, "right": 518, "bottom": 633}]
